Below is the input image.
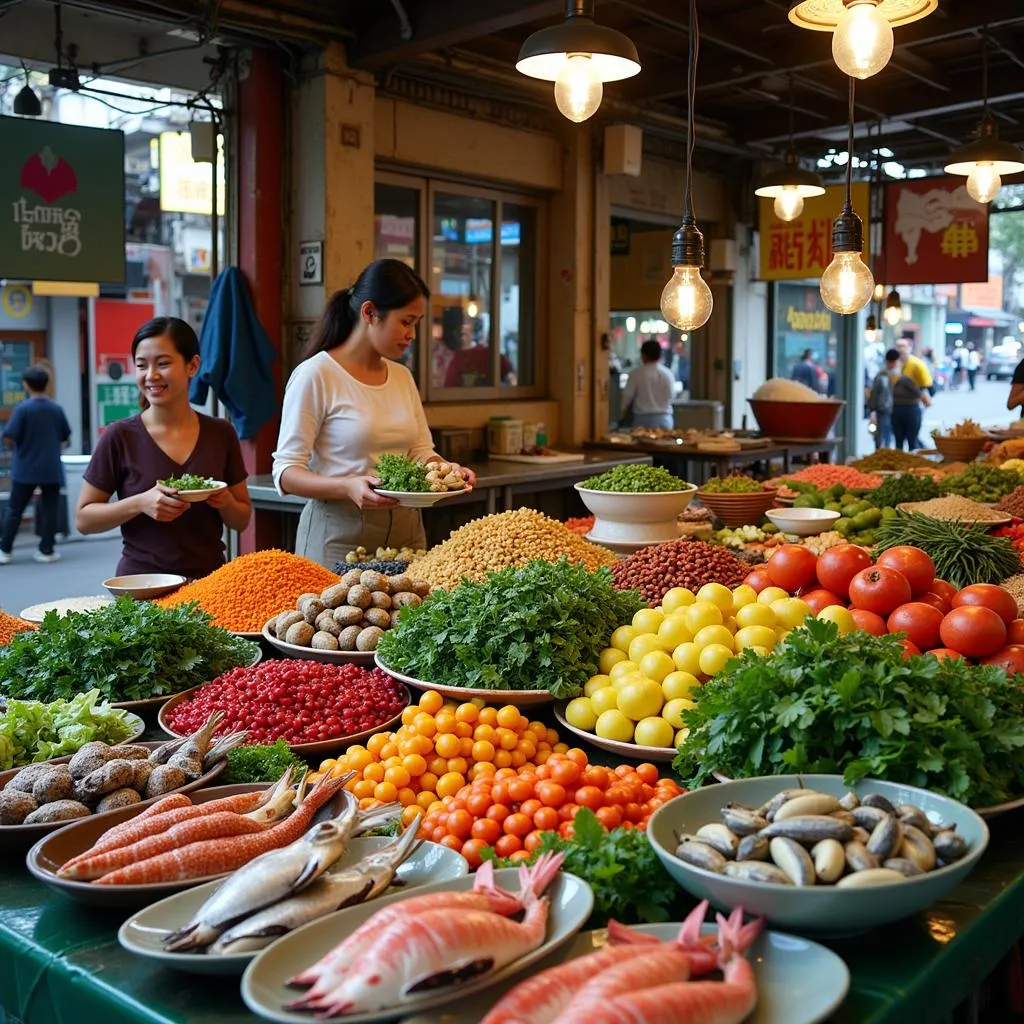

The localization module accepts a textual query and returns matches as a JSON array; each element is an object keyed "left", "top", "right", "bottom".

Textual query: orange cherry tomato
[
  {"left": 549, "top": 760, "right": 581, "bottom": 787},
  {"left": 486, "top": 803, "right": 511, "bottom": 824},
  {"left": 558, "top": 822, "right": 576, "bottom": 840},
  {"left": 536, "top": 781, "right": 567, "bottom": 808},
  {"left": 490, "top": 781, "right": 511, "bottom": 805},
  {"left": 446, "top": 809, "right": 473, "bottom": 839},
  {"left": 507, "top": 849, "right": 532, "bottom": 863},
  {"left": 519, "top": 798, "right": 542, "bottom": 819},
  {"left": 559, "top": 803, "right": 581, "bottom": 823},
  {"left": 533, "top": 806, "right": 560, "bottom": 832},
  {"left": 507, "top": 777, "right": 535, "bottom": 803},
  {"left": 524, "top": 830, "right": 546, "bottom": 853},
  {"left": 471, "top": 817, "right": 502, "bottom": 845},
  {"left": 635, "top": 763, "right": 660, "bottom": 785},
  {"left": 460, "top": 838, "right": 487, "bottom": 868},
  {"left": 432, "top": 825, "right": 448, "bottom": 843},
  {"left": 503, "top": 812, "right": 534, "bottom": 838},
  {"left": 596, "top": 805, "right": 623, "bottom": 829},
  {"left": 623, "top": 802, "right": 645, "bottom": 824},
  {"left": 439, "top": 833, "right": 463, "bottom": 851},
  {"left": 465, "top": 792, "right": 491, "bottom": 817},
  {"left": 494, "top": 833, "right": 523, "bottom": 858},
  {"left": 574, "top": 785, "right": 604, "bottom": 810},
  {"left": 581, "top": 766, "right": 611, "bottom": 789}
]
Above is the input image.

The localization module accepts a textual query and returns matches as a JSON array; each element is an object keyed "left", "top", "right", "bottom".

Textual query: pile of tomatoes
[
  {"left": 417, "top": 752, "right": 684, "bottom": 867},
  {"left": 745, "top": 542, "right": 1024, "bottom": 670}
]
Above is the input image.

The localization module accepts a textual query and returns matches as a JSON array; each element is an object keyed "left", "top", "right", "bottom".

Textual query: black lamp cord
[
  {"left": 843, "top": 75, "right": 855, "bottom": 216},
  {"left": 788, "top": 74, "right": 795, "bottom": 150},
  {"left": 683, "top": 0, "right": 698, "bottom": 221}
]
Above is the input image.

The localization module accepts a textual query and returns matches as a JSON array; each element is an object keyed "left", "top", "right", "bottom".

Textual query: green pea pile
[
  {"left": 582, "top": 464, "right": 692, "bottom": 493},
  {"left": 941, "top": 463, "right": 1024, "bottom": 504},
  {"left": 700, "top": 473, "right": 763, "bottom": 494}
]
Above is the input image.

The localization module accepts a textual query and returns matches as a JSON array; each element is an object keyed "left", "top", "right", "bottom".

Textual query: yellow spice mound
[
  {"left": 155, "top": 549, "right": 339, "bottom": 632},
  {"left": 412, "top": 507, "right": 616, "bottom": 589}
]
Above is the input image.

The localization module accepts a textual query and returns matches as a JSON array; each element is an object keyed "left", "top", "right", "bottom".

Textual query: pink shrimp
[
  {"left": 482, "top": 902, "right": 715, "bottom": 1024},
  {"left": 578, "top": 910, "right": 764, "bottom": 1024},
  {"left": 288, "top": 853, "right": 563, "bottom": 1000},
  {"left": 307, "top": 880, "right": 552, "bottom": 1016},
  {"left": 92, "top": 774, "right": 346, "bottom": 886}
]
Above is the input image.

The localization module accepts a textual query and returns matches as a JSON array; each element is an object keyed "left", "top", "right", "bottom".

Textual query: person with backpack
[{"left": 867, "top": 349, "right": 897, "bottom": 449}]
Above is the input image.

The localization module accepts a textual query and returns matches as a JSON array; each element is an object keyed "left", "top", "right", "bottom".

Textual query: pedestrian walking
[
  {"left": 868, "top": 349, "right": 898, "bottom": 449},
  {"left": 966, "top": 345, "right": 980, "bottom": 392},
  {"left": 0, "top": 365, "right": 71, "bottom": 564}
]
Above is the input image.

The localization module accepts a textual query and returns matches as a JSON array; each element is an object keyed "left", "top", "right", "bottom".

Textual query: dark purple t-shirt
[{"left": 83, "top": 413, "right": 247, "bottom": 579}]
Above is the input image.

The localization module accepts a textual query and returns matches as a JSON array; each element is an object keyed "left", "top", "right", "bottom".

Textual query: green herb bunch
[
  {"left": 376, "top": 558, "right": 644, "bottom": 700},
  {"left": 674, "top": 618, "right": 1024, "bottom": 808},
  {"left": 873, "top": 511, "right": 1022, "bottom": 589},
  {"left": 0, "top": 598, "right": 260, "bottom": 704},
  {"left": 158, "top": 473, "right": 217, "bottom": 490},
  {"left": 374, "top": 453, "right": 430, "bottom": 492},
  {"left": 221, "top": 739, "right": 308, "bottom": 785},
  {"left": 866, "top": 473, "right": 942, "bottom": 508},
  {"left": 482, "top": 808, "right": 683, "bottom": 927},
  {"left": 941, "top": 463, "right": 1024, "bottom": 504},
  {"left": 582, "top": 464, "right": 690, "bottom": 493},
  {"left": 701, "top": 474, "right": 763, "bottom": 494}
]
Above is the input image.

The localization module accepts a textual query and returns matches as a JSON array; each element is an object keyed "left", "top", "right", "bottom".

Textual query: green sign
[
  {"left": 0, "top": 117, "right": 125, "bottom": 283},
  {"left": 96, "top": 381, "right": 138, "bottom": 430}
]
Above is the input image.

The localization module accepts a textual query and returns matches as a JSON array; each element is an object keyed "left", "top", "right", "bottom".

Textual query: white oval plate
[
  {"left": 397, "top": 921, "right": 851, "bottom": 1024},
  {"left": 553, "top": 705, "right": 676, "bottom": 763},
  {"left": 166, "top": 481, "right": 228, "bottom": 503},
  {"left": 117, "top": 837, "right": 469, "bottom": 976},
  {"left": 375, "top": 655, "right": 554, "bottom": 706},
  {"left": 19, "top": 596, "right": 114, "bottom": 622},
  {"left": 241, "top": 868, "right": 593, "bottom": 1023},
  {"left": 373, "top": 489, "right": 464, "bottom": 508}
]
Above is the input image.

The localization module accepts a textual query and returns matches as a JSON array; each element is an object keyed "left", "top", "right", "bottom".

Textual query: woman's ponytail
[{"left": 305, "top": 288, "right": 357, "bottom": 357}]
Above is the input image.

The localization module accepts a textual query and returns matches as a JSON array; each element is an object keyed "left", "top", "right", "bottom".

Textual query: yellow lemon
[
  {"left": 632, "top": 608, "right": 665, "bottom": 635},
  {"left": 584, "top": 674, "right": 613, "bottom": 697},
  {"left": 657, "top": 615, "right": 693, "bottom": 650},
  {"left": 662, "top": 587, "right": 696, "bottom": 613},
  {"left": 564, "top": 697, "right": 597, "bottom": 731},
  {"left": 629, "top": 633, "right": 667, "bottom": 663},
  {"left": 775, "top": 627, "right": 791, "bottom": 643},
  {"left": 675, "top": 726, "right": 691, "bottom": 746},
  {"left": 634, "top": 716, "right": 675, "bottom": 748},
  {"left": 735, "top": 603, "right": 777, "bottom": 629},
  {"left": 662, "top": 670, "right": 701, "bottom": 700},
  {"left": 683, "top": 601, "right": 723, "bottom": 634},
  {"left": 757, "top": 586, "right": 790, "bottom": 606},
  {"left": 616, "top": 678, "right": 665, "bottom": 721},
  {"left": 696, "top": 583, "right": 734, "bottom": 613},
  {"left": 693, "top": 624, "right": 735, "bottom": 652},
  {"left": 611, "top": 625, "right": 639, "bottom": 652},
  {"left": 609, "top": 659, "right": 640, "bottom": 681},
  {"left": 589, "top": 685, "right": 621, "bottom": 716},
  {"left": 638, "top": 649, "right": 676, "bottom": 683},
  {"left": 734, "top": 625, "right": 777, "bottom": 651},
  {"left": 662, "top": 697, "right": 696, "bottom": 729},
  {"left": 612, "top": 671, "right": 647, "bottom": 690},
  {"left": 599, "top": 647, "right": 628, "bottom": 674},
  {"left": 817, "top": 605, "right": 857, "bottom": 635},
  {"left": 672, "top": 642, "right": 703, "bottom": 676},
  {"left": 698, "top": 642, "right": 734, "bottom": 677},
  {"left": 724, "top": 616, "right": 738, "bottom": 634},
  {"left": 749, "top": 645, "right": 771, "bottom": 657},
  {"left": 770, "top": 597, "right": 813, "bottom": 630},
  {"left": 595, "top": 709, "right": 635, "bottom": 742},
  {"left": 730, "top": 584, "right": 758, "bottom": 611}
]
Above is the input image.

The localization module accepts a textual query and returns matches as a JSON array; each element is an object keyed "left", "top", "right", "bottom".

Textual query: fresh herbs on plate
[
  {"left": 158, "top": 474, "right": 218, "bottom": 490},
  {"left": 221, "top": 739, "right": 308, "bottom": 785},
  {"left": 373, "top": 454, "right": 430, "bottom": 493}
]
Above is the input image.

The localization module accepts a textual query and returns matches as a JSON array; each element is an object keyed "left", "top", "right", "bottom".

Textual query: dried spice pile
[
  {"left": 996, "top": 485, "right": 1024, "bottom": 519},
  {"left": 900, "top": 496, "right": 1007, "bottom": 523},
  {"left": 0, "top": 611, "right": 36, "bottom": 646},
  {"left": 611, "top": 539, "right": 747, "bottom": 604}
]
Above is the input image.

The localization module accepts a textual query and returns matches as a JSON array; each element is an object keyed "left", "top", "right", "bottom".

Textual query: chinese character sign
[
  {"left": 0, "top": 117, "right": 125, "bottom": 283},
  {"left": 883, "top": 177, "right": 988, "bottom": 285},
  {"left": 758, "top": 184, "right": 870, "bottom": 281}
]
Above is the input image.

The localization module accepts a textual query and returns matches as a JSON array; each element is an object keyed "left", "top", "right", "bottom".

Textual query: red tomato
[
  {"left": 847, "top": 566, "right": 913, "bottom": 617},
  {"left": 926, "top": 647, "right": 965, "bottom": 662},
  {"left": 929, "top": 579, "right": 957, "bottom": 603},
  {"left": 951, "top": 584, "right": 1019, "bottom": 625},
  {"left": 899, "top": 639, "right": 921, "bottom": 659},
  {"left": 744, "top": 569, "right": 773, "bottom": 594},
  {"left": 887, "top": 602, "right": 944, "bottom": 652},
  {"left": 766, "top": 545, "right": 819, "bottom": 593},
  {"left": 918, "top": 591, "right": 951, "bottom": 615},
  {"left": 815, "top": 544, "right": 873, "bottom": 599},
  {"left": 875, "top": 546, "right": 935, "bottom": 596},
  {"left": 939, "top": 606, "right": 1007, "bottom": 659},
  {"left": 850, "top": 608, "right": 888, "bottom": 636},
  {"left": 1007, "top": 619, "right": 1024, "bottom": 645},
  {"left": 980, "top": 644, "right": 1024, "bottom": 677},
  {"left": 801, "top": 588, "right": 845, "bottom": 614}
]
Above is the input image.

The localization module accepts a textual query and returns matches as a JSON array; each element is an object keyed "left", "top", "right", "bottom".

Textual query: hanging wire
[
  {"left": 787, "top": 73, "right": 794, "bottom": 149},
  {"left": 844, "top": 75, "right": 855, "bottom": 212},
  {"left": 683, "top": 0, "right": 698, "bottom": 220}
]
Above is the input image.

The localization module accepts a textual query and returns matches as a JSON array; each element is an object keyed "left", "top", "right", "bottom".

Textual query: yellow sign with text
[
  {"left": 758, "top": 183, "right": 871, "bottom": 281},
  {"left": 158, "top": 131, "right": 225, "bottom": 217}
]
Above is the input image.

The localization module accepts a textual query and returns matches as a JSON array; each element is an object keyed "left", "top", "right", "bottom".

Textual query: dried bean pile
[
  {"left": 611, "top": 539, "right": 747, "bottom": 604},
  {"left": 995, "top": 485, "right": 1024, "bottom": 519}
]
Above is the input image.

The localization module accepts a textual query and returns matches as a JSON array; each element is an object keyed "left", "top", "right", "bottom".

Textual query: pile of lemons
[{"left": 563, "top": 582, "right": 825, "bottom": 749}]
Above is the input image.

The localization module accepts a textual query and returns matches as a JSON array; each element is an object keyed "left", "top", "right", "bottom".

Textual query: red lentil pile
[
  {"left": 611, "top": 539, "right": 748, "bottom": 604},
  {"left": 0, "top": 611, "right": 36, "bottom": 646}
]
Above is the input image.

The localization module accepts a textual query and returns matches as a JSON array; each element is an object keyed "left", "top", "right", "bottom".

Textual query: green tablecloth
[{"left": 1, "top": 811, "right": 1022, "bottom": 1024}]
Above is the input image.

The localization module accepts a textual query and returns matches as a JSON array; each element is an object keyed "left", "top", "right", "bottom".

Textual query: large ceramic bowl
[
  {"left": 696, "top": 487, "right": 780, "bottom": 529},
  {"left": 932, "top": 435, "right": 986, "bottom": 462},
  {"left": 574, "top": 483, "right": 697, "bottom": 546},
  {"left": 748, "top": 399, "right": 844, "bottom": 441},
  {"left": 647, "top": 774, "right": 989, "bottom": 936},
  {"left": 765, "top": 508, "right": 841, "bottom": 536},
  {"left": 103, "top": 574, "right": 186, "bottom": 600}
]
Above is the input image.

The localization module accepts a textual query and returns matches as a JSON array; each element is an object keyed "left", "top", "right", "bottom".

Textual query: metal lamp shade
[
  {"left": 516, "top": 19, "right": 640, "bottom": 82},
  {"left": 787, "top": 0, "right": 937, "bottom": 31},
  {"left": 945, "top": 135, "right": 1024, "bottom": 177},
  {"left": 13, "top": 85, "right": 42, "bottom": 117},
  {"left": 754, "top": 159, "right": 826, "bottom": 199}
]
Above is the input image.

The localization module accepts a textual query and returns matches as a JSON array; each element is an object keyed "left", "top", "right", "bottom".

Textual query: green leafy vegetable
[
  {"left": 220, "top": 739, "right": 308, "bottom": 785},
  {"left": 673, "top": 618, "right": 1024, "bottom": 808},
  {"left": 582, "top": 463, "right": 690, "bottom": 493},
  {"left": 0, "top": 598, "right": 260, "bottom": 704},
  {"left": 376, "top": 559, "right": 644, "bottom": 700},
  {"left": 158, "top": 473, "right": 218, "bottom": 490},
  {"left": 866, "top": 473, "right": 942, "bottom": 508},
  {"left": 0, "top": 689, "right": 135, "bottom": 770},
  {"left": 374, "top": 454, "right": 430, "bottom": 493},
  {"left": 482, "top": 808, "right": 683, "bottom": 928}
]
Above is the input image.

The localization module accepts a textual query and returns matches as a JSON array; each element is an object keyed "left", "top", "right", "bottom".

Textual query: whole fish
[
  {"left": 208, "top": 817, "right": 422, "bottom": 955},
  {"left": 162, "top": 791, "right": 397, "bottom": 951}
]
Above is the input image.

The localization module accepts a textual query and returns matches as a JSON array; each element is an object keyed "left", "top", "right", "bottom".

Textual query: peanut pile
[{"left": 611, "top": 539, "right": 747, "bottom": 604}]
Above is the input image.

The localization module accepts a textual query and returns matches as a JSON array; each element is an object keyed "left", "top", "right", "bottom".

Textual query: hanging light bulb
[
  {"left": 873, "top": 282, "right": 885, "bottom": 302},
  {"left": 884, "top": 288, "right": 903, "bottom": 326},
  {"left": 965, "top": 162, "right": 1002, "bottom": 205},
  {"left": 661, "top": 260, "right": 714, "bottom": 332},
  {"left": 553, "top": 54, "right": 603, "bottom": 122},
  {"left": 831, "top": 1, "right": 893, "bottom": 79},
  {"left": 773, "top": 188, "right": 805, "bottom": 222},
  {"left": 864, "top": 314, "right": 879, "bottom": 343},
  {"left": 466, "top": 296, "right": 479, "bottom": 319}
]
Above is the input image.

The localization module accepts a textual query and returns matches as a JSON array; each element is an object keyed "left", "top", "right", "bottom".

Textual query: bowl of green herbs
[{"left": 157, "top": 474, "right": 227, "bottom": 503}]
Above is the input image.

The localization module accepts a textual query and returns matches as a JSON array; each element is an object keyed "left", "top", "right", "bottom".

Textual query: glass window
[
  {"left": 500, "top": 203, "right": 536, "bottom": 388},
  {"left": 375, "top": 183, "right": 421, "bottom": 380}
]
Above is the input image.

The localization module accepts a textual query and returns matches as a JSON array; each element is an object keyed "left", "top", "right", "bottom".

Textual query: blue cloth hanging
[{"left": 191, "top": 267, "right": 278, "bottom": 439}]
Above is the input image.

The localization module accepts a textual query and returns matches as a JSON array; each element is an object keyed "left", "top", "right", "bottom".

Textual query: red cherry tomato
[
  {"left": 899, "top": 639, "right": 921, "bottom": 659},
  {"left": 875, "top": 546, "right": 935, "bottom": 597},
  {"left": 939, "top": 606, "right": 1007, "bottom": 659},
  {"left": 951, "top": 583, "right": 1019, "bottom": 625},
  {"left": 850, "top": 607, "right": 887, "bottom": 636},
  {"left": 887, "top": 602, "right": 944, "bottom": 652},
  {"left": 980, "top": 644, "right": 1024, "bottom": 677},
  {"left": 847, "top": 566, "right": 913, "bottom": 617},
  {"left": 815, "top": 544, "right": 873, "bottom": 599},
  {"left": 765, "top": 545, "right": 819, "bottom": 593},
  {"left": 926, "top": 647, "right": 964, "bottom": 662},
  {"left": 801, "top": 588, "right": 845, "bottom": 614},
  {"left": 929, "top": 579, "right": 957, "bottom": 603},
  {"left": 744, "top": 569, "right": 773, "bottom": 594},
  {"left": 918, "top": 591, "right": 951, "bottom": 615},
  {"left": 1007, "top": 619, "right": 1024, "bottom": 645}
]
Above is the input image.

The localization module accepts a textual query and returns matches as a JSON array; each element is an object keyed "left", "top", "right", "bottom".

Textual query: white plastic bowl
[
  {"left": 574, "top": 483, "right": 697, "bottom": 545},
  {"left": 103, "top": 573, "right": 187, "bottom": 600},
  {"left": 765, "top": 508, "right": 840, "bottom": 537}
]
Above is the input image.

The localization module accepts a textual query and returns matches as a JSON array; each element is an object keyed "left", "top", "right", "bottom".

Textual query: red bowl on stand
[{"left": 748, "top": 399, "right": 845, "bottom": 441}]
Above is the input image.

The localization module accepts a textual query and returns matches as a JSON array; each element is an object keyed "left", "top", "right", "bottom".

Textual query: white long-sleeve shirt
[
  {"left": 272, "top": 353, "right": 436, "bottom": 494},
  {"left": 623, "top": 360, "right": 675, "bottom": 415}
]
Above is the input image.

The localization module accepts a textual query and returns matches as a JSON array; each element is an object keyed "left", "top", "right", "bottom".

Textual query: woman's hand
[
  {"left": 344, "top": 476, "right": 399, "bottom": 509},
  {"left": 138, "top": 484, "right": 190, "bottom": 522},
  {"left": 458, "top": 465, "right": 477, "bottom": 492}
]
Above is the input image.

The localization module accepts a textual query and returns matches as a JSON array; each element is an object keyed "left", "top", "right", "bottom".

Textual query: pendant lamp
[
  {"left": 660, "top": 0, "right": 712, "bottom": 332},
  {"left": 13, "top": 62, "right": 42, "bottom": 117},
  {"left": 788, "top": 0, "right": 936, "bottom": 80},
  {"left": 883, "top": 288, "right": 903, "bottom": 326},
  {"left": 820, "top": 78, "right": 874, "bottom": 315},
  {"left": 944, "top": 34, "right": 1024, "bottom": 205},
  {"left": 516, "top": 0, "right": 640, "bottom": 123},
  {"left": 864, "top": 313, "right": 879, "bottom": 343}
]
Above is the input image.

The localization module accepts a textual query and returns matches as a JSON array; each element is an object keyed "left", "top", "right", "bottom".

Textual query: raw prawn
[
  {"left": 288, "top": 852, "right": 563, "bottom": 997},
  {"left": 93, "top": 774, "right": 348, "bottom": 885}
]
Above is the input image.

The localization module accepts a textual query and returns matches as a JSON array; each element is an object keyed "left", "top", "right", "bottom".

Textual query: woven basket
[
  {"left": 932, "top": 435, "right": 986, "bottom": 462},
  {"left": 695, "top": 488, "right": 780, "bottom": 529}
]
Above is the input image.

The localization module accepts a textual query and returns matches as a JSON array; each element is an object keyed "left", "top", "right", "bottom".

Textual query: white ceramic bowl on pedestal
[{"left": 574, "top": 483, "right": 697, "bottom": 547}]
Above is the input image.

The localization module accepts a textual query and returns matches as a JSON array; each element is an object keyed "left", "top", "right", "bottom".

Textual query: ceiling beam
[{"left": 348, "top": 0, "right": 563, "bottom": 71}]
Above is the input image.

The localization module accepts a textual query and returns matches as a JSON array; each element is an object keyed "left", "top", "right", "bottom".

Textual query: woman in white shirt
[
  {"left": 622, "top": 340, "right": 675, "bottom": 429},
  {"left": 273, "top": 259, "right": 474, "bottom": 567}
]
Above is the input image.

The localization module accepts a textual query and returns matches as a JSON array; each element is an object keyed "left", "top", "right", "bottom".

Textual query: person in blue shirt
[{"left": 0, "top": 365, "right": 71, "bottom": 564}]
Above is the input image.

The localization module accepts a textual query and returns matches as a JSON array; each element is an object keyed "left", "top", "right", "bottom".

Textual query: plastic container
[
  {"left": 522, "top": 421, "right": 538, "bottom": 451},
  {"left": 488, "top": 417, "right": 523, "bottom": 455}
]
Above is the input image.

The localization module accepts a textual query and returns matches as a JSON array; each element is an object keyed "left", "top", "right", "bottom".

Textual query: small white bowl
[
  {"left": 103, "top": 573, "right": 187, "bottom": 600},
  {"left": 169, "top": 481, "right": 227, "bottom": 503},
  {"left": 765, "top": 508, "right": 840, "bottom": 537}
]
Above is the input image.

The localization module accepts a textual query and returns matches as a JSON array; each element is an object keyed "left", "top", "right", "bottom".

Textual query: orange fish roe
[
  {"left": 155, "top": 549, "right": 339, "bottom": 632},
  {"left": 770, "top": 464, "right": 883, "bottom": 490},
  {"left": 0, "top": 611, "right": 36, "bottom": 646}
]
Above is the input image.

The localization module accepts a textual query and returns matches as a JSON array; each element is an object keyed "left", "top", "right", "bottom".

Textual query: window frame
[{"left": 374, "top": 169, "right": 546, "bottom": 403}]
